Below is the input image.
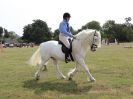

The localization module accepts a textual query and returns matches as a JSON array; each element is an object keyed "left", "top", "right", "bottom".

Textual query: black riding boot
[{"left": 65, "top": 48, "right": 71, "bottom": 63}]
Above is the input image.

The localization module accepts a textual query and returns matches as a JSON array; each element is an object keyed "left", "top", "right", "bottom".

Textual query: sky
[{"left": 0, "top": 0, "right": 133, "bottom": 36}]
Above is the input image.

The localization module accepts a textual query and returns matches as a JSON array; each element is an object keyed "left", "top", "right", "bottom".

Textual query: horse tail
[{"left": 28, "top": 47, "right": 41, "bottom": 66}]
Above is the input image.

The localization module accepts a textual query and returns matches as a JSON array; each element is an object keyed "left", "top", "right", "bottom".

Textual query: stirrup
[{"left": 65, "top": 58, "right": 71, "bottom": 63}]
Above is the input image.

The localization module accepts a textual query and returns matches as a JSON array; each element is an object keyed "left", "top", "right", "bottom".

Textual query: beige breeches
[{"left": 59, "top": 33, "right": 70, "bottom": 48}]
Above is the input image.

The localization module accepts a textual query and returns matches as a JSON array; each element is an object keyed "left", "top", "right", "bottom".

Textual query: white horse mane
[
  {"left": 74, "top": 29, "right": 101, "bottom": 48},
  {"left": 76, "top": 29, "right": 95, "bottom": 39},
  {"left": 77, "top": 29, "right": 95, "bottom": 35}
]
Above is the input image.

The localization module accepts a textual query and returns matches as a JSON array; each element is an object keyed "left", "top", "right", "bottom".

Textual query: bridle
[
  {"left": 72, "top": 30, "right": 98, "bottom": 51},
  {"left": 91, "top": 31, "right": 98, "bottom": 51}
]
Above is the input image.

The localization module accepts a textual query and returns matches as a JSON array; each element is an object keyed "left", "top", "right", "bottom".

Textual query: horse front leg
[
  {"left": 67, "top": 62, "right": 80, "bottom": 80},
  {"left": 52, "top": 59, "right": 66, "bottom": 79},
  {"left": 76, "top": 57, "right": 95, "bottom": 82}
]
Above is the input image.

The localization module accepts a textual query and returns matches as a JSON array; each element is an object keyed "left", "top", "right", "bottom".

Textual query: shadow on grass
[{"left": 23, "top": 79, "right": 92, "bottom": 94}]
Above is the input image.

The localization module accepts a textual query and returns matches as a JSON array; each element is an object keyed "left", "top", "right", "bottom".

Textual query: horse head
[
  {"left": 75, "top": 29, "right": 101, "bottom": 51},
  {"left": 90, "top": 30, "right": 101, "bottom": 51}
]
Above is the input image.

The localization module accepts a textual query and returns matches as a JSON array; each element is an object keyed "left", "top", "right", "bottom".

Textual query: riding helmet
[{"left": 63, "top": 12, "right": 71, "bottom": 19}]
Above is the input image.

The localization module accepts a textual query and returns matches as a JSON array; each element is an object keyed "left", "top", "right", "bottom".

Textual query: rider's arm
[{"left": 59, "top": 22, "right": 72, "bottom": 37}]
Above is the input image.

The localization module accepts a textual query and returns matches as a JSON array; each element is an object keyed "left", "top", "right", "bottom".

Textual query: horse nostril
[
  {"left": 92, "top": 48, "right": 96, "bottom": 51},
  {"left": 91, "top": 46, "right": 96, "bottom": 51}
]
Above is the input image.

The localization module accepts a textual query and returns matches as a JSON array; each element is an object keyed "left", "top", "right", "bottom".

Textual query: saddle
[{"left": 58, "top": 39, "right": 74, "bottom": 63}]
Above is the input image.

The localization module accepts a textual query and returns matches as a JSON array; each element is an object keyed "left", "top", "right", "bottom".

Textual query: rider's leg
[
  {"left": 65, "top": 47, "right": 71, "bottom": 63},
  {"left": 59, "top": 34, "right": 70, "bottom": 63}
]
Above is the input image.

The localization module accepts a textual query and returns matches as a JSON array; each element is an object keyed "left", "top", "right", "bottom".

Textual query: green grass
[{"left": 0, "top": 43, "right": 133, "bottom": 99}]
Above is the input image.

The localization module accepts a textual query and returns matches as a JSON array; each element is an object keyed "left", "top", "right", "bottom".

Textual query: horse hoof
[
  {"left": 35, "top": 77, "right": 40, "bottom": 80},
  {"left": 88, "top": 77, "right": 96, "bottom": 82},
  {"left": 35, "top": 75, "right": 40, "bottom": 80},
  {"left": 35, "top": 73, "right": 40, "bottom": 80},
  {"left": 90, "top": 79, "right": 96, "bottom": 82},
  {"left": 90, "top": 78, "right": 96, "bottom": 82},
  {"left": 61, "top": 76, "right": 66, "bottom": 79},
  {"left": 68, "top": 77, "right": 72, "bottom": 81}
]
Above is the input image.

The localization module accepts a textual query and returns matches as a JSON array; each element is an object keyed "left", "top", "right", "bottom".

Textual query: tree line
[
  {"left": 1, "top": 17, "right": 133, "bottom": 44},
  {"left": 79, "top": 17, "right": 133, "bottom": 42},
  {"left": 0, "top": 27, "right": 20, "bottom": 43}
]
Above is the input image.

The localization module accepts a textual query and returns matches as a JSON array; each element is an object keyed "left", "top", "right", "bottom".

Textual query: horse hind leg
[
  {"left": 35, "top": 59, "right": 49, "bottom": 80},
  {"left": 42, "top": 61, "right": 48, "bottom": 71}
]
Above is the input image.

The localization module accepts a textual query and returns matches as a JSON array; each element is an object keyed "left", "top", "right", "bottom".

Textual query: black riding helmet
[{"left": 63, "top": 12, "right": 71, "bottom": 19}]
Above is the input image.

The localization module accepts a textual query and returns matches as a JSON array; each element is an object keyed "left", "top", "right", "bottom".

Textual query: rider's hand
[{"left": 72, "top": 35, "right": 76, "bottom": 39}]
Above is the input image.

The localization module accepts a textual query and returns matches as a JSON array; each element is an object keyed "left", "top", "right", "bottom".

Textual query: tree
[
  {"left": 112, "top": 24, "right": 126, "bottom": 42},
  {"left": 0, "top": 27, "right": 3, "bottom": 38},
  {"left": 4, "top": 29, "right": 9, "bottom": 38},
  {"left": 82, "top": 21, "right": 101, "bottom": 31},
  {"left": 22, "top": 19, "right": 52, "bottom": 44},
  {"left": 22, "top": 24, "right": 32, "bottom": 42},
  {"left": 70, "top": 26, "right": 77, "bottom": 35},
  {"left": 53, "top": 29, "right": 60, "bottom": 40},
  {"left": 125, "top": 17, "right": 132, "bottom": 26},
  {"left": 122, "top": 26, "right": 133, "bottom": 42},
  {"left": 102, "top": 20, "right": 116, "bottom": 40},
  {"left": 8, "top": 31, "right": 16, "bottom": 39},
  {"left": 102, "top": 19, "right": 133, "bottom": 42}
]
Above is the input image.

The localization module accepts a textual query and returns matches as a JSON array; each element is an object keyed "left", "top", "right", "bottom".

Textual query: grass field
[{"left": 0, "top": 43, "right": 133, "bottom": 99}]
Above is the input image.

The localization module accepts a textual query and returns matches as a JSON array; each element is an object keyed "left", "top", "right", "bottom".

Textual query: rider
[{"left": 59, "top": 12, "right": 75, "bottom": 63}]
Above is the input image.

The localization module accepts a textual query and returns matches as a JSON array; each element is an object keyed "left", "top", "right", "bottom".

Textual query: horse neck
[{"left": 76, "top": 33, "right": 93, "bottom": 51}]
